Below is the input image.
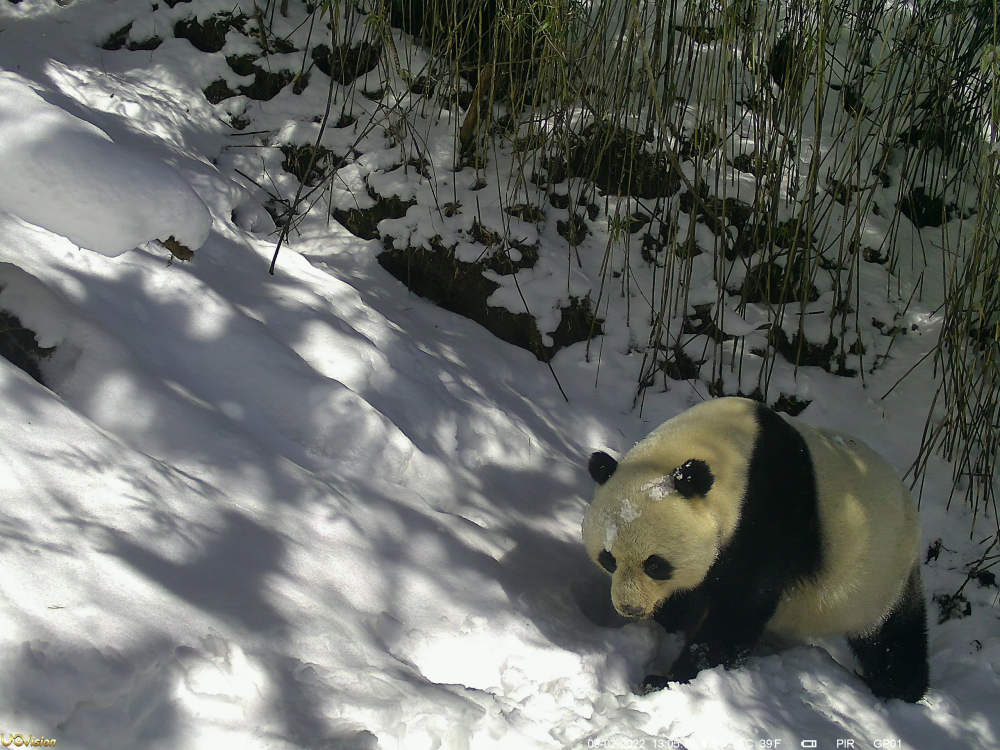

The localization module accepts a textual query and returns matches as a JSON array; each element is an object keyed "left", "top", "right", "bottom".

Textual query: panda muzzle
[{"left": 617, "top": 603, "right": 651, "bottom": 621}]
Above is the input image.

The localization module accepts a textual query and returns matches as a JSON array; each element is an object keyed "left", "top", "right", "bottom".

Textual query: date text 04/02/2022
[{"left": 584, "top": 739, "right": 903, "bottom": 749}]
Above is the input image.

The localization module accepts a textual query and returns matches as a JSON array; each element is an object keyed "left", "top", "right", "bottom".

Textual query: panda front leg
[
  {"left": 641, "top": 593, "right": 779, "bottom": 694},
  {"left": 651, "top": 588, "right": 708, "bottom": 635}
]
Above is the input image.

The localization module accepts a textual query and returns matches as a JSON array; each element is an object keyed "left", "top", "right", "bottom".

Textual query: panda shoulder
[
  {"left": 784, "top": 418, "right": 913, "bottom": 507},
  {"left": 786, "top": 419, "right": 886, "bottom": 469}
]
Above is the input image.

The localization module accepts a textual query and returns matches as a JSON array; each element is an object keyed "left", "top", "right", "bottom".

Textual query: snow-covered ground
[{"left": 0, "top": 1, "right": 997, "bottom": 748}]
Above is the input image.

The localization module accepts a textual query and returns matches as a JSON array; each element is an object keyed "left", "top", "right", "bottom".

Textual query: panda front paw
[{"left": 639, "top": 674, "right": 671, "bottom": 694}]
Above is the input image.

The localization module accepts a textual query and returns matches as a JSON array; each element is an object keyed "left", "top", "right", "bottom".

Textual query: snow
[
  {"left": 0, "top": 1, "right": 997, "bottom": 749},
  {"left": 642, "top": 478, "right": 675, "bottom": 502},
  {"left": 0, "top": 74, "right": 211, "bottom": 257},
  {"left": 604, "top": 521, "right": 619, "bottom": 552},
  {"left": 619, "top": 498, "right": 642, "bottom": 525}
]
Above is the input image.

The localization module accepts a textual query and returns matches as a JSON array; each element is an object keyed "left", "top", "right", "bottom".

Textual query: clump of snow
[
  {"left": 619, "top": 497, "right": 642, "bottom": 524},
  {"left": 0, "top": 73, "right": 211, "bottom": 257},
  {"left": 604, "top": 520, "right": 619, "bottom": 551},
  {"left": 600, "top": 494, "right": 648, "bottom": 552},
  {"left": 641, "top": 477, "right": 674, "bottom": 501}
]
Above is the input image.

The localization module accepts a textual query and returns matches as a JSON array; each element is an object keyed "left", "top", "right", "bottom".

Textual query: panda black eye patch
[
  {"left": 671, "top": 459, "right": 714, "bottom": 498},
  {"left": 643, "top": 555, "right": 674, "bottom": 580},
  {"left": 598, "top": 550, "right": 617, "bottom": 573}
]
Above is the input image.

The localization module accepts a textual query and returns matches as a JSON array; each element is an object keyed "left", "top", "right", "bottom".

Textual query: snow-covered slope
[{"left": 0, "top": 2, "right": 997, "bottom": 749}]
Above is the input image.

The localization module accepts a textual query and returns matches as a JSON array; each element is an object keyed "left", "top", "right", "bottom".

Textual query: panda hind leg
[{"left": 847, "top": 564, "right": 928, "bottom": 703}]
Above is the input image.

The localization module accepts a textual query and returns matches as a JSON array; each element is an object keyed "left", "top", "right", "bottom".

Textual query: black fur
[
  {"left": 672, "top": 459, "right": 714, "bottom": 498},
  {"left": 643, "top": 555, "right": 674, "bottom": 581},
  {"left": 589, "top": 451, "right": 618, "bottom": 485},
  {"left": 598, "top": 550, "right": 617, "bottom": 573},
  {"left": 649, "top": 403, "right": 824, "bottom": 686},
  {"left": 847, "top": 563, "right": 929, "bottom": 702}
]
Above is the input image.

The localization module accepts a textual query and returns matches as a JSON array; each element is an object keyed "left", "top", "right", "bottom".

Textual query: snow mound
[{"left": 0, "top": 73, "right": 211, "bottom": 257}]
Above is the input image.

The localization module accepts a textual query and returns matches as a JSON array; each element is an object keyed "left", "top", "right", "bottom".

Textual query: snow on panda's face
[{"left": 583, "top": 454, "right": 726, "bottom": 620}]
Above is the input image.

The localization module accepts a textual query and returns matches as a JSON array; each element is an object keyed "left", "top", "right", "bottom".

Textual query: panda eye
[
  {"left": 598, "top": 550, "right": 617, "bottom": 573},
  {"left": 672, "top": 459, "right": 714, "bottom": 498},
  {"left": 643, "top": 555, "right": 674, "bottom": 581}
]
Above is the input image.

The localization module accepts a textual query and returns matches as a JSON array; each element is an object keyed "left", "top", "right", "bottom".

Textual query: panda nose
[{"left": 618, "top": 604, "right": 648, "bottom": 620}]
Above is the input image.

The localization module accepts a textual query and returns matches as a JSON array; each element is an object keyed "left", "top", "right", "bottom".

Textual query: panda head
[{"left": 581, "top": 399, "right": 758, "bottom": 620}]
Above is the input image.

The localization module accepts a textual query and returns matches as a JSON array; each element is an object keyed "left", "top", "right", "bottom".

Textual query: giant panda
[{"left": 582, "top": 397, "right": 928, "bottom": 702}]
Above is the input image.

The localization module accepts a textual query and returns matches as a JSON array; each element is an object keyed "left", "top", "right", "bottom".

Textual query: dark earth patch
[
  {"left": 101, "top": 22, "right": 162, "bottom": 51},
  {"left": 312, "top": 43, "right": 382, "bottom": 85},
  {"left": 378, "top": 239, "right": 601, "bottom": 361},
  {"left": 175, "top": 13, "right": 245, "bottom": 54},
  {"left": 0, "top": 309, "right": 54, "bottom": 386},
  {"left": 333, "top": 194, "right": 415, "bottom": 242}
]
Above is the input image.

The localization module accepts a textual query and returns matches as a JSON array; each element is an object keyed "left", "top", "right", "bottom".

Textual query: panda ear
[
  {"left": 589, "top": 451, "right": 618, "bottom": 485},
  {"left": 672, "top": 459, "right": 714, "bottom": 499}
]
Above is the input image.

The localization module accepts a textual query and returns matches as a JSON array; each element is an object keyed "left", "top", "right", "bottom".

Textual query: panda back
[{"left": 769, "top": 421, "right": 921, "bottom": 638}]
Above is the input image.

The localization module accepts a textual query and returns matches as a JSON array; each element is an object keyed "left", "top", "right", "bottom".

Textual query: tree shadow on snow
[
  {"left": 106, "top": 509, "right": 288, "bottom": 636},
  {"left": 0, "top": 636, "right": 181, "bottom": 747}
]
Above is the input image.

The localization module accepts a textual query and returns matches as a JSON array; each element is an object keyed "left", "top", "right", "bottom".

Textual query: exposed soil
[
  {"left": 334, "top": 194, "right": 416, "bottom": 241},
  {"left": 769, "top": 327, "right": 856, "bottom": 376},
  {"left": 312, "top": 42, "right": 382, "bottom": 85},
  {"left": 679, "top": 191, "right": 754, "bottom": 250},
  {"left": 174, "top": 13, "right": 245, "bottom": 54},
  {"left": 101, "top": 23, "right": 162, "bottom": 51},
  {"left": 566, "top": 122, "right": 683, "bottom": 199},
  {"left": 226, "top": 54, "right": 297, "bottom": 101},
  {"left": 896, "top": 187, "right": 960, "bottom": 229},
  {"left": 731, "top": 152, "right": 780, "bottom": 178},
  {"left": 505, "top": 204, "right": 546, "bottom": 223},
  {"left": 741, "top": 258, "right": 820, "bottom": 305},
  {"left": 660, "top": 345, "right": 704, "bottom": 381},
  {"left": 204, "top": 80, "right": 238, "bottom": 105},
  {"left": 682, "top": 304, "right": 734, "bottom": 342},
  {"left": 280, "top": 144, "right": 338, "bottom": 186},
  {"left": 377, "top": 239, "right": 601, "bottom": 361},
  {"left": 556, "top": 214, "right": 588, "bottom": 246},
  {"left": 0, "top": 308, "right": 54, "bottom": 386}
]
